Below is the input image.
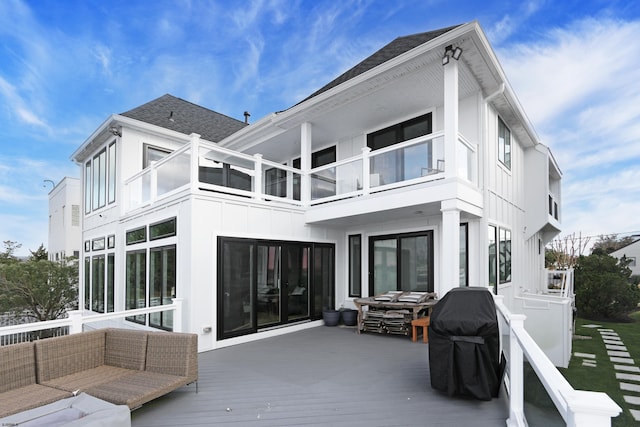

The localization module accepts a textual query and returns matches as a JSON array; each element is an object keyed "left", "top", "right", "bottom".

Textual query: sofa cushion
[
  {"left": 84, "top": 371, "right": 189, "bottom": 409},
  {"left": 145, "top": 332, "right": 198, "bottom": 381},
  {"left": 105, "top": 328, "right": 148, "bottom": 370},
  {"left": 0, "top": 342, "right": 36, "bottom": 393},
  {"left": 35, "top": 330, "right": 106, "bottom": 382},
  {"left": 39, "top": 365, "right": 134, "bottom": 394},
  {"left": 0, "top": 383, "right": 72, "bottom": 418}
]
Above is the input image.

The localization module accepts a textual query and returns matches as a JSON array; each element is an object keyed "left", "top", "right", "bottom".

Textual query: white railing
[
  {"left": 123, "top": 131, "right": 478, "bottom": 213},
  {"left": 0, "top": 299, "right": 183, "bottom": 345},
  {"left": 495, "top": 295, "right": 621, "bottom": 426}
]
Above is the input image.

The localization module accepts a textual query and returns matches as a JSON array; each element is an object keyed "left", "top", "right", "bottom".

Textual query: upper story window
[
  {"left": 85, "top": 141, "right": 116, "bottom": 214},
  {"left": 498, "top": 118, "right": 511, "bottom": 170},
  {"left": 144, "top": 144, "right": 172, "bottom": 168},
  {"left": 367, "top": 113, "right": 433, "bottom": 185}
]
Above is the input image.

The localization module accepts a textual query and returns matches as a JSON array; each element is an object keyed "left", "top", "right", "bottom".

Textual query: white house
[
  {"left": 69, "top": 21, "right": 569, "bottom": 360},
  {"left": 611, "top": 239, "right": 640, "bottom": 277},
  {"left": 47, "top": 177, "right": 82, "bottom": 261}
]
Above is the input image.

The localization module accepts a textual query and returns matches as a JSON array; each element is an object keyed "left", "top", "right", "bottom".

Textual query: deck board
[{"left": 131, "top": 326, "right": 508, "bottom": 426}]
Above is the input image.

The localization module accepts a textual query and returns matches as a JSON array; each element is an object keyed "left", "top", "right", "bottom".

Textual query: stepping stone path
[{"left": 597, "top": 327, "right": 640, "bottom": 422}]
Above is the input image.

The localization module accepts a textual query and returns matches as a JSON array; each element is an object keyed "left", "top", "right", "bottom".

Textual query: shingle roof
[
  {"left": 298, "top": 24, "right": 462, "bottom": 105},
  {"left": 121, "top": 94, "right": 247, "bottom": 142}
]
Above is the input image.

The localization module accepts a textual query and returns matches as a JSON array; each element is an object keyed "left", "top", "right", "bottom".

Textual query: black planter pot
[
  {"left": 323, "top": 309, "right": 340, "bottom": 326},
  {"left": 341, "top": 309, "right": 358, "bottom": 326}
]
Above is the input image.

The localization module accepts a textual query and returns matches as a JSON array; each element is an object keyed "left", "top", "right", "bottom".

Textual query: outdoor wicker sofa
[{"left": 0, "top": 328, "right": 198, "bottom": 418}]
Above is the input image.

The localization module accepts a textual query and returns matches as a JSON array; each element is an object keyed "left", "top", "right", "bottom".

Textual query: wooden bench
[{"left": 411, "top": 317, "right": 430, "bottom": 343}]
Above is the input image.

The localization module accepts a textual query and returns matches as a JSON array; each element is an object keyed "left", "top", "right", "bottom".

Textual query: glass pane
[
  {"left": 400, "top": 236, "right": 430, "bottom": 292},
  {"left": 403, "top": 117, "right": 431, "bottom": 140},
  {"left": 91, "top": 255, "right": 105, "bottom": 313},
  {"left": 108, "top": 143, "right": 116, "bottom": 203},
  {"left": 286, "top": 246, "right": 310, "bottom": 322},
  {"left": 84, "top": 257, "right": 90, "bottom": 310},
  {"left": 85, "top": 162, "right": 91, "bottom": 213},
  {"left": 150, "top": 246, "right": 176, "bottom": 330},
  {"left": 403, "top": 142, "right": 431, "bottom": 180},
  {"left": 265, "top": 167, "right": 287, "bottom": 197},
  {"left": 126, "top": 250, "right": 146, "bottom": 324},
  {"left": 523, "top": 356, "right": 565, "bottom": 425},
  {"left": 349, "top": 235, "right": 361, "bottom": 297},
  {"left": 313, "top": 245, "right": 334, "bottom": 315},
  {"left": 488, "top": 226, "right": 497, "bottom": 289},
  {"left": 107, "top": 254, "right": 114, "bottom": 313},
  {"left": 257, "top": 245, "right": 280, "bottom": 327},
  {"left": 460, "top": 224, "right": 468, "bottom": 287},
  {"left": 373, "top": 239, "right": 397, "bottom": 295},
  {"left": 370, "top": 151, "right": 399, "bottom": 186},
  {"left": 150, "top": 218, "right": 176, "bottom": 240},
  {"left": 222, "top": 241, "right": 254, "bottom": 335}
]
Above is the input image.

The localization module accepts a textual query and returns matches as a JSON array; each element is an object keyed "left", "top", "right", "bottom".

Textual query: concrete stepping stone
[
  {"left": 616, "top": 373, "right": 640, "bottom": 382},
  {"left": 608, "top": 350, "right": 631, "bottom": 358},
  {"left": 574, "top": 352, "right": 596, "bottom": 359},
  {"left": 621, "top": 382, "right": 640, "bottom": 392},
  {"left": 598, "top": 328, "right": 615, "bottom": 332},
  {"left": 582, "top": 324, "right": 602, "bottom": 328},
  {"left": 582, "top": 360, "right": 597, "bottom": 367},
  {"left": 624, "top": 395, "right": 640, "bottom": 405},
  {"left": 606, "top": 344, "right": 628, "bottom": 351},
  {"left": 604, "top": 339, "right": 622, "bottom": 344},
  {"left": 611, "top": 357, "right": 635, "bottom": 364},
  {"left": 631, "top": 409, "right": 640, "bottom": 422},
  {"left": 615, "top": 365, "right": 640, "bottom": 372}
]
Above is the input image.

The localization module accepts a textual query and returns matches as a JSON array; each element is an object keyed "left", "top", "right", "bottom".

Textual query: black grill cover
[{"left": 428, "top": 287, "right": 503, "bottom": 400}]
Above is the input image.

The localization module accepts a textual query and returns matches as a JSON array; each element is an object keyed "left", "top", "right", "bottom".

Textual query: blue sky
[{"left": 1, "top": 0, "right": 639, "bottom": 256}]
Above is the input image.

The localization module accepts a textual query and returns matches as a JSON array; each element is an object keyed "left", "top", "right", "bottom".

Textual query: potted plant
[
  {"left": 340, "top": 307, "right": 358, "bottom": 326},
  {"left": 322, "top": 308, "right": 340, "bottom": 326}
]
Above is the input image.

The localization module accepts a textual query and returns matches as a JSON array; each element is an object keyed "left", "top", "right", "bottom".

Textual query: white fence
[
  {"left": 495, "top": 295, "right": 621, "bottom": 426},
  {"left": 0, "top": 299, "right": 183, "bottom": 345}
]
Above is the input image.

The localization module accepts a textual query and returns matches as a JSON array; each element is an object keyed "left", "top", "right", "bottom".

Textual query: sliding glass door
[
  {"left": 369, "top": 231, "right": 434, "bottom": 295},
  {"left": 219, "top": 237, "right": 333, "bottom": 339}
]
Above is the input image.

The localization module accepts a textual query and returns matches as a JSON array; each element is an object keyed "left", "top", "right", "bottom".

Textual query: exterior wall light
[{"left": 442, "top": 45, "right": 463, "bottom": 65}]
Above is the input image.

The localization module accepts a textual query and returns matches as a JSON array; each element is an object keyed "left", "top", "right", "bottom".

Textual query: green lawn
[{"left": 559, "top": 313, "right": 640, "bottom": 427}]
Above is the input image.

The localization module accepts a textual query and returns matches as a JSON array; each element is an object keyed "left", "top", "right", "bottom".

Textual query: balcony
[{"left": 123, "top": 131, "right": 477, "bottom": 215}]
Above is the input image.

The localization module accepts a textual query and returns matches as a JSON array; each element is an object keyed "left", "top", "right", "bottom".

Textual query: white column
[
  {"left": 439, "top": 199, "right": 460, "bottom": 297},
  {"left": 189, "top": 133, "right": 201, "bottom": 193},
  {"left": 67, "top": 310, "right": 83, "bottom": 334},
  {"left": 300, "top": 122, "right": 312, "bottom": 205},
  {"left": 443, "top": 55, "right": 459, "bottom": 179},
  {"left": 171, "top": 298, "right": 184, "bottom": 333},
  {"left": 253, "top": 153, "right": 263, "bottom": 200}
]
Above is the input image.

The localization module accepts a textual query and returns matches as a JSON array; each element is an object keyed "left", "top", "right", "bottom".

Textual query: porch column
[
  {"left": 300, "top": 122, "right": 312, "bottom": 205},
  {"left": 443, "top": 47, "right": 459, "bottom": 180},
  {"left": 440, "top": 199, "right": 460, "bottom": 297}
]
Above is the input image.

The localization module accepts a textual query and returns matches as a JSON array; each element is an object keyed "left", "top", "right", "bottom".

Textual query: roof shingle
[{"left": 121, "top": 94, "right": 247, "bottom": 142}]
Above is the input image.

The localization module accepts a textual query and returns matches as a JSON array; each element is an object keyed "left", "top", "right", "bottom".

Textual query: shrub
[{"left": 574, "top": 253, "right": 640, "bottom": 321}]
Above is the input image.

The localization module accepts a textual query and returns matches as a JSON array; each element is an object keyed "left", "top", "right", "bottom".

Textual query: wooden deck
[{"left": 131, "top": 326, "right": 508, "bottom": 426}]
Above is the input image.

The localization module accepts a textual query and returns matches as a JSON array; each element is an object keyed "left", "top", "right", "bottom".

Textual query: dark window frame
[{"left": 348, "top": 234, "right": 362, "bottom": 297}]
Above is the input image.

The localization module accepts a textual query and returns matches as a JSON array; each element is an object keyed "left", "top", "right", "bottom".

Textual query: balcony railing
[
  {"left": 123, "top": 131, "right": 477, "bottom": 213},
  {"left": 495, "top": 295, "right": 621, "bottom": 426},
  {"left": 0, "top": 299, "right": 183, "bottom": 346}
]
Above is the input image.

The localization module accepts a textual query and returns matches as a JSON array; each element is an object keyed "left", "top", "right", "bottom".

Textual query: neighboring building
[
  {"left": 611, "top": 238, "right": 640, "bottom": 277},
  {"left": 48, "top": 177, "right": 82, "bottom": 261},
  {"left": 68, "top": 22, "right": 568, "bottom": 361}
]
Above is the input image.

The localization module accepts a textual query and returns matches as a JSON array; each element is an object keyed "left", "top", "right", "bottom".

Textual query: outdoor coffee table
[{"left": 0, "top": 392, "right": 130, "bottom": 426}]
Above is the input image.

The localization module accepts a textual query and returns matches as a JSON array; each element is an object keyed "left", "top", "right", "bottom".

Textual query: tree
[
  {"left": 574, "top": 252, "right": 640, "bottom": 321},
  {"left": 0, "top": 240, "right": 22, "bottom": 264},
  {"left": 591, "top": 234, "right": 636, "bottom": 255},
  {"left": 546, "top": 232, "right": 590, "bottom": 269},
  {"left": 29, "top": 244, "right": 48, "bottom": 261},
  {"left": 0, "top": 258, "right": 78, "bottom": 323}
]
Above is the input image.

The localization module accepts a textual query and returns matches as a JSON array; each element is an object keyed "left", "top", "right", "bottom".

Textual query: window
[
  {"left": 92, "top": 255, "right": 105, "bottom": 313},
  {"left": 144, "top": 144, "right": 172, "bottom": 168},
  {"left": 498, "top": 118, "right": 511, "bottom": 169},
  {"left": 92, "top": 237, "right": 105, "bottom": 251},
  {"left": 84, "top": 257, "right": 90, "bottom": 309},
  {"left": 367, "top": 113, "right": 433, "bottom": 185},
  {"left": 150, "top": 218, "right": 176, "bottom": 240},
  {"left": 84, "top": 141, "right": 117, "bottom": 214},
  {"left": 294, "top": 146, "right": 337, "bottom": 200},
  {"left": 488, "top": 225, "right": 511, "bottom": 292},
  {"left": 126, "top": 227, "right": 147, "bottom": 245},
  {"left": 126, "top": 250, "right": 147, "bottom": 324},
  {"left": 349, "top": 235, "right": 362, "bottom": 297},
  {"left": 460, "top": 223, "right": 468, "bottom": 287},
  {"left": 149, "top": 245, "right": 176, "bottom": 330},
  {"left": 369, "top": 231, "right": 434, "bottom": 295},
  {"left": 499, "top": 228, "right": 511, "bottom": 283}
]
